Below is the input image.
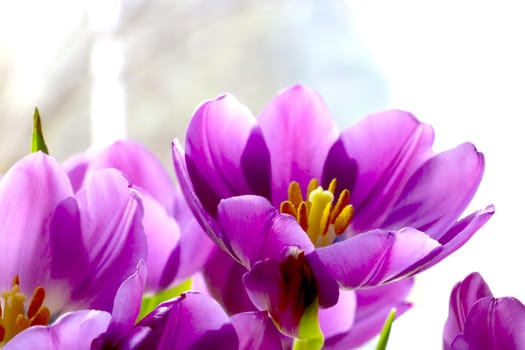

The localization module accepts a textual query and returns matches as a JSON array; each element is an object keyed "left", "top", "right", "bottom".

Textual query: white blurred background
[{"left": 1, "top": 0, "right": 524, "bottom": 348}]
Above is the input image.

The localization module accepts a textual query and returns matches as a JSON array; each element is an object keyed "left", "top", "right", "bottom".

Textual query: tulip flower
[
  {"left": 0, "top": 152, "right": 146, "bottom": 346},
  {"left": 444, "top": 272, "right": 525, "bottom": 350},
  {"left": 64, "top": 140, "right": 214, "bottom": 291},
  {"left": 172, "top": 85, "right": 493, "bottom": 344}
]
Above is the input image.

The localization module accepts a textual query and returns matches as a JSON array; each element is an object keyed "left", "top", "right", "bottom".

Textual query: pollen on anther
[
  {"left": 297, "top": 202, "right": 309, "bottom": 232},
  {"left": 306, "top": 179, "right": 319, "bottom": 198},
  {"left": 288, "top": 181, "right": 303, "bottom": 208},
  {"left": 334, "top": 205, "right": 354, "bottom": 235},
  {"left": 30, "top": 307, "right": 50, "bottom": 327},
  {"left": 27, "top": 287, "right": 46, "bottom": 319},
  {"left": 280, "top": 201, "right": 297, "bottom": 217},
  {"left": 328, "top": 178, "right": 337, "bottom": 194},
  {"left": 331, "top": 189, "right": 350, "bottom": 224}
]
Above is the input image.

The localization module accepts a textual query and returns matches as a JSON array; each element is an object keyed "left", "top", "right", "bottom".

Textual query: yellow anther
[
  {"left": 288, "top": 181, "right": 303, "bottom": 208},
  {"left": 280, "top": 178, "right": 354, "bottom": 247},
  {"left": 297, "top": 202, "right": 309, "bottom": 232},
  {"left": 0, "top": 277, "right": 50, "bottom": 345},
  {"left": 328, "top": 178, "right": 337, "bottom": 194},
  {"left": 331, "top": 189, "right": 350, "bottom": 224},
  {"left": 306, "top": 179, "right": 319, "bottom": 198},
  {"left": 335, "top": 205, "right": 354, "bottom": 235},
  {"left": 280, "top": 201, "right": 297, "bottom": 217}
]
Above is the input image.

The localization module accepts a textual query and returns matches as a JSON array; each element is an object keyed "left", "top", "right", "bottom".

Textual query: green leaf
[
  {"left": 292, "top": 298, "right": 324, "bottom": 350},
  {"left": 138, "top": 278, "right": 192, "bottom": 321},
  {"left": 376, "top": 308, "right": 397, "bottom": 350},
  {"left": 32, "top": 107, "right": 49, "bottom": 154}
]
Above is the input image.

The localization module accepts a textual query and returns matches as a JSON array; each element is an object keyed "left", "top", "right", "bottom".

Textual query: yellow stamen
[
  {"left": 0, "top": 276, "right": 51, "bottom": 344},
  {"left": 280, "top": 178, "right": 354, "bottom": 247},
  {"left": 288, "top": 181, "right": 303, "bottom": 209}
]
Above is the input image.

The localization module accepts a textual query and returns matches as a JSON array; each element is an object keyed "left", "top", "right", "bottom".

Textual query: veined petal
[
  {"left": 92, "top": 261, "right": 147, "bottom": 347},
  {"left": 86, "top": 140, "right": 177, "bottom": 214},
  {"left": 185, "top": 94, "right": 269, "bottom": 216},
  {"left": 70, "top": 169, "right": 147, "bottom": 311},
  {"left": 457, "top": 297, "right": 525, "bottom": 350},
  {"left": 444, "top": 272, "right": 493, "bottom": 349},
  {"left": 318, "top": 289, "right": 356, "bottom": 339},
  {"left": 4, "top": 310, "right": 111, "bottom": 350},
  {"left": 63, "top": 153, "right": 90, "bottom": 193},
  {"left": 116, "top": 292, "right": 238, "bottom": 350},
  {"left": 217, "top": 195, "right": 314, "bottom": 269},
  {"left": 396, "top": 205, "right": 494, "bottom": 279},
  {"left": 313, "top": 228, "right": 440, "bottom": 288},
  {"left": 203, "top": 247, "right": 257, "bottom": 315},
  {"left": 0, "top": 152, "right": 73, "bottom": 293},
  {"left": 328, "top": 110, "right": 434, "bottom": 231},
  {"left": 159, "top": 218, "right": 215, "bottom": 289},
  {"left": 231, "top": 312, "right": 283, "bottom": 350},
  {"left": 326, "top": 278, "right": 414, "bottom": 349},
  {"left": 243, "top": 254, "right": 338, "bottom": 338},
  {"left": 140, "top": 193, "right": 181, "bottom": 290},
  {"left": 383, "top": 143, "right": 485, "bottom": 237},
  {"left": 258, "top": 85, "right": 339, "bottom": 206},
  {"left": 171, "top": 140, "right": 229, "bottom": 250}
]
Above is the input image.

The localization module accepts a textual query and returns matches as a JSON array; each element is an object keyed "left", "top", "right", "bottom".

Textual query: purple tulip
[
  {"left": 0, "top": 152, "right": 146, "bottom": 346},
  {"left": 92, "top": 291, "right": 282, "bottom": 350},
  {"left": 444, "top": 272, "right": 525, "bottom": 350},
  {"left": 63, "top": 140, "right": 215, "bottom": 291},
  {"left": 172, "top": 85, "right": 493, "bottom": 338}
]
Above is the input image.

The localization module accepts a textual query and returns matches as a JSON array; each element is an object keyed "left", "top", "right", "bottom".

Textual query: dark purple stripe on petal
[
  {"left": 338, "top": 110, "right": 435, "bottom": 231},
  {"left": 258, "top": 85, "right": 339, "bottom": 206},
  {"left": 383, "top": 142, "right": 485, "bottom": 238}
]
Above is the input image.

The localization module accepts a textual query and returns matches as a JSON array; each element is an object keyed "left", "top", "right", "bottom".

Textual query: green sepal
[
  {"left": 32, "top": 107, "right": 49, "bottom": 154},
  {"left": 376, "top": 308, "right": 396, "bottom": 350},
  {"left": 138, "top": 278, "right": 192, "bottom": 321},
  {"left": 292, "top": 298, "right": 324, "bottom": 350}
]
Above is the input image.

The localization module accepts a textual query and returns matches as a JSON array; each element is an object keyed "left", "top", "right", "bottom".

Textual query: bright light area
[{"left": 347, "top": 0, "right": 525, "bottom": 347}]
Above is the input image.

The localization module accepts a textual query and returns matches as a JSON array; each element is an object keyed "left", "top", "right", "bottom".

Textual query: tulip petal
[
  {"left": 117, "top": 292, "right": 238, "bottom": 350},
  {"left": 258, "top": 85, "right": 339, "bottom": 206},
  {"left": 203, "top": 247, "right": 257, "bottom": 315},
  {"left": 185, "top": 94, "right": 270, "bottom": 216},
  {"left": 243, "top": 254, "right": 339, "bottom": 337},
  {"left": 329, "top": 110, "right": 434, "bottom": 231},
  {"left": 313, "top": 228, "right": 440, "bottom": 288},
  {"left": 383, "top": 143, "right": 485, "bottom": 237},
  {"left": 160, "top": 218, "right": 215, "bottom": 288},
  {"left": 396, "top": 205, "right": 494, "bottom": 279},
  {"left": 443, "top": 272, "right": 493, "bottom": 349},
  {"left": 318, "top": 289, "right": 356, "bottom": 339},
  {"left": 459, "top": 297, "right": 525, "bottom": 349},
  {"left": 0, "top": 152, "right": 73, "bottom": 293},
  {"left": 4, "top": 310, "right": 111, "bottom": 350},
  {"left": 231, "top": 312, "right": 283, "bottom": 350},
  {"left": 140, "top": 193, "right": 181, "bottom": 290},
  {"left": 326, "top": 278, "right": 414, "bottom": 348},
  {"left": 70, "top": 169, "right": 147, "bottom": 311},
  {"left": 86, "top": 140, "right": 177, "bottom": 214},
  {"left": 217, "top": 195, "right": 314, "bottom": 268},
  {"left": 171, "top": 140, "right": 228, "bottom": 250}
]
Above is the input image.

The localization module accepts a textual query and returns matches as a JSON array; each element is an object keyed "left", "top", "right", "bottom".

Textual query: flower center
[
  {"left": 280, "top": 178, "right": 354, "bottom": 247},
  {"left": 0, "top": 276, "right": 50, "bottom": 344}
]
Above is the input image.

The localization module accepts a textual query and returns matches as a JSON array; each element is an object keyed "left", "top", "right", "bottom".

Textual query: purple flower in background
[
  {"left": 172, "top": 84, "right": 493, "bottom": 341},
  {"left": 64, "top": 140, "right": 214, "bottom": 291},
  {"left": 0, "top": 152, "right": 146, "bottom": 346},
  {"left": 94, "top": 291, "right": 282, "bottom": 350},
  {"left": 444, "top": 272, "right": 525, "bottom": 350}
]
